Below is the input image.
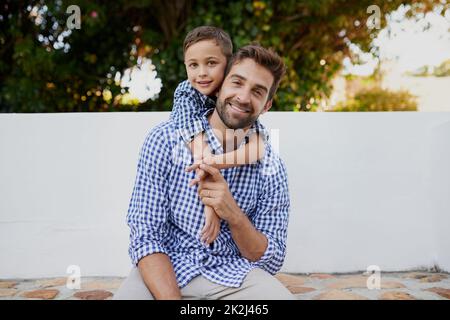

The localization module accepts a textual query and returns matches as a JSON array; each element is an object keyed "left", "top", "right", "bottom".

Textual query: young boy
[{"left": 170, "top": 26, "right": 269, "bottom": 246}]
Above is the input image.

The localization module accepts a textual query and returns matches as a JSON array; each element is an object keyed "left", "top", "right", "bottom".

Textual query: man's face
[{"left": 215, "top": 58, "right": 274, "bottom": 130}]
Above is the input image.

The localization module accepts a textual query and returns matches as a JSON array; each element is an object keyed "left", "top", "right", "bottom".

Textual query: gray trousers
[{"left": 113, "top": 267, "right": 295, "bottom": 300}]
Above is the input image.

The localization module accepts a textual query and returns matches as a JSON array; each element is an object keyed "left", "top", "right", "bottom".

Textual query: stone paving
[{"left": 1, "top": 271, "right": 449, "bottom": 300}]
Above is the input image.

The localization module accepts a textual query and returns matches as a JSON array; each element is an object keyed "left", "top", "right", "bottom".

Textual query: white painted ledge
[{"left": 0, "top": 112, "right": 449, "bottom": 278}]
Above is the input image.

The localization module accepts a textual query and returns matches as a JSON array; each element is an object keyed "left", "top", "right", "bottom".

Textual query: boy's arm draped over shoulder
[
  {"left": 250, "top": 152, "right": 291, "bottom": 274},
  {"left": 127, "top": 126, "right": 181, "bottom": 299},
  {"left": 170, "top": 80, "right": 214, "bottom": 143}
]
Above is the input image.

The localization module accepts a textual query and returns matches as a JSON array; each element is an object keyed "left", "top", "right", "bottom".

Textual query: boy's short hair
[
  {"left": 183, "top": 26, "right": 233, "bottom": 60},
  {"left": 225, "top": 44, "right": 286, "bottom": 101}
]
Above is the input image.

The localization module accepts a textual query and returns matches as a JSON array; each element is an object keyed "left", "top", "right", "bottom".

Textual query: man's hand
[
  {"left": 190, "top": 163, "right": 269, "bottom": 262},
  {"left": 191, "top": 164, "right": 241, "bottom": 224}
]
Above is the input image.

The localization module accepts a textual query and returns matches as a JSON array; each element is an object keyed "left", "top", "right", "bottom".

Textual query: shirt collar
[{"left": 192, "top": 86, "right": 216, "bottom": 109}]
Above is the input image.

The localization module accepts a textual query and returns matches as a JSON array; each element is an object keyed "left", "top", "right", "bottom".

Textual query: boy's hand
[
  {"left": 185, "top": 155, "right": 216, "bottom": 173},
  {"left": 200, "top": 206, "right": 220, "bottom": 246}
]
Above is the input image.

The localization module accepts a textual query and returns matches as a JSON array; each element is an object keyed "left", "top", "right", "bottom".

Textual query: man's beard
[{"left": 216, "top": 97, "right": 260, "bottom": 130}]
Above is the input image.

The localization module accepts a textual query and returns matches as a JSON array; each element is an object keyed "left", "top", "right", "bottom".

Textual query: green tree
[{"left": 0, "top": 0, "right": 444, "bottom": 112}]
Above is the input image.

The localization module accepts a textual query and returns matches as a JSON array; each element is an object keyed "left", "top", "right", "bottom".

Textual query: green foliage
[
  {"left": 332, "top": 87, "right": 418, "bottom": 111},
  {"left": 0, "top": 0, "right": 443, "bottom": 112}
]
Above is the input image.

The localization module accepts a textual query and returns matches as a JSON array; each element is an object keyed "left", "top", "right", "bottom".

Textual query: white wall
[{"left": 0, "top": 112, "right": 449, "bottom": 278}]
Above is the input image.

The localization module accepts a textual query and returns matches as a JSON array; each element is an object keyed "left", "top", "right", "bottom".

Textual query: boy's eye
[
  {"left": 189, "top": 63, "right": 198, "bottom": 68},
  {"left": 207, "top": 61, "right": 217, "bottom": 66},
  {"left": 232, "top": 80, "right": 241, "bottom": 85}
]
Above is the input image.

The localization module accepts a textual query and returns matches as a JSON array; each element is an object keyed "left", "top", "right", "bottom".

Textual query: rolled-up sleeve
[
  {"left": 127, "top": 128, "right": 172, "bottom": 266},
  {"left": 250, "top": 157, "right": 290, "bottom": 274},
  {"left": 170, "top": 80, "right": 214, "bottom": 143}
]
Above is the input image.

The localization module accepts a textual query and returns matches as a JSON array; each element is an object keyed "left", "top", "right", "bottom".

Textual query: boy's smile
[
  {"left": 184, "top": 40, "right": 228, "bottom": 96},
  {"left": 196, "top": 80, "right": 213, "bottom": 89}
]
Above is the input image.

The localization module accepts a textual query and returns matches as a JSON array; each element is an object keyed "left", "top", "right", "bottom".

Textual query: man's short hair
[
  {"left": 183, "top": 26, "right": 233, "bottom": 60},
  {"left": 225, "top": 44, "right": 286, "bottom": 101}
]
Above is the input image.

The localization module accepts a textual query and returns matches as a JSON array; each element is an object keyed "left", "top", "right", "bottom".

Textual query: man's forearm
[
  {"left": 137, "top": 253, "right": 182, "bottom": 300},
  {"left": 228, "top": 210, "right": 268, "bottom": 262}
]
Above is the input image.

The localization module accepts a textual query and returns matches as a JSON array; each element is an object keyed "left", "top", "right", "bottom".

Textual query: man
[{"left": 114, "top": 44, "right": 294, "bottom": 300}]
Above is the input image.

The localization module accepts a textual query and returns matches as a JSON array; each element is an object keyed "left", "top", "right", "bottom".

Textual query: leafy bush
[
  {"left": 0, "top": 0, "right": 441, "bottom": 112},
  {"left": 332, "top": 87, "right": 418, "bottom": 111},
  {"left": 433, "top": 59, "right": 450, "bottom": 77}
]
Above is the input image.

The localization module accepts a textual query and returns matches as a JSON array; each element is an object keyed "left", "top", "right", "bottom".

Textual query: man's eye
[
  {"left": 253, "top": 90, "right": 262, "bottom": 97},
  {"left": 232, "top": 80, "right": 241, "bottom": 85}
]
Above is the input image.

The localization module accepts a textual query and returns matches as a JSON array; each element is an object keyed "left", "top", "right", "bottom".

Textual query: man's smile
[{"left": 228, "top": 100, "right": 251, "bottom": 114}]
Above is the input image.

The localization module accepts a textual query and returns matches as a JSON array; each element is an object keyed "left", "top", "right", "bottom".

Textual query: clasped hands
[{"left": 185, "top": 159, "right": 240, "bottom": 225}]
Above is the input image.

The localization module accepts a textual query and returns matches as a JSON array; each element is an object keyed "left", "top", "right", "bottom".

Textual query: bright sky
[{"left": 345, "top": 4, "right": 450, "bottom": 75}]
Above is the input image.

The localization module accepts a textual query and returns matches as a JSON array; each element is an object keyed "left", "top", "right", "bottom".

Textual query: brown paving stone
[
  {"left": 404, "top": 272, "right": 448, "bottom": 283},
  {"left": 379, "top": 291, "right": 417, "bottom": 300},
  {"left": 288, "top": 286, "right": 316, "bottom": 294},
  {"left": 73, "top": 290, "right": 113, "bottom": 300},
  {"left": 424, "top": 287, "right": 450, "bottom": 299},
  {"left": 309, "top": 273, "right": 335, "bottom": 280},
  {"left": 36, "top": 278, "right": 67, "bottom": 288},
  {"left": 403, "top": 272, "right": 448, "bottom": 282},
  {"left": 0, "top": 281, "right": 17, "bottom": 289},
  {"left": 81, "top": 279, "right": 123, "bottom": 290},
  {"left": 21, "top": 289, "right": 59, "bottom": 299},
  {"left": 377, "top": 280, "right": 406, "bottom": 289},
  {"left": 419, "top": 274, "right": 448, "bottom": 283},
  {"left": 275, "top": 273, "right": 307, "bottom": 287},
  {"left": 313, "top": 289, "right": 368, "bottom": 300},
  {"left": 403, "top": 272, "right": 429, "bottom": 280},
  {"left": 0, "top": 289, "right": 19, "bottom": 297},
  {"left": 326, "top": 276, "right": 405, "bottom": 290}
]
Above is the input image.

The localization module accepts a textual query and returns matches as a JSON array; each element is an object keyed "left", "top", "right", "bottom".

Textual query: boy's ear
[{"left": 261, "top": 99, "right": 273, "bottom": 114}]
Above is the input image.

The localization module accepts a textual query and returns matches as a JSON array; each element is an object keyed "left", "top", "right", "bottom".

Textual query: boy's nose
[{"left": 199, "top": 65, "right": 207, "bottom": 77}]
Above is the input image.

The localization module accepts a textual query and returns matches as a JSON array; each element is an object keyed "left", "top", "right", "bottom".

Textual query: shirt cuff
[
  {"left": 251, "top": 232, "right": 276, "bottom": 268},
  {"left": 130, "top": 241, "right": 169, "bottom": 266}
]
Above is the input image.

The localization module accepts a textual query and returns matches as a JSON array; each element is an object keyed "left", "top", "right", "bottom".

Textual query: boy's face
[
  {"left": 215, "top": 58, "right": 274, "bottom": 130},
  {"left": 184, "top": 40, "right": 227, "bottom": 96}
]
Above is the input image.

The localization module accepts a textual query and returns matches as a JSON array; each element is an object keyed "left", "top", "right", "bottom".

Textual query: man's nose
[{"left": 236, "top": 89, "right": 251, "bottom": 105}]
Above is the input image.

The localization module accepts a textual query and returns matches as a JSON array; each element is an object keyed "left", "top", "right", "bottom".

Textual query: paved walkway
[{"left": 1, "top": 271, "right": 449, "bottom": 300}]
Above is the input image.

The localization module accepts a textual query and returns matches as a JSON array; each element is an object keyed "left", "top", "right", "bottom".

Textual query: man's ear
[{"left": 261, "top": 99, "right": 273, "bottom": 114}]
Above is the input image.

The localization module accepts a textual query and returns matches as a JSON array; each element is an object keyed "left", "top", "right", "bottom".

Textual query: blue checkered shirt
[
  {"left": 127, "top": 110, "right": 290, "bottom": 288},
  {"left": 170, "top": 80, "right": 269, "bottom": 143}
]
